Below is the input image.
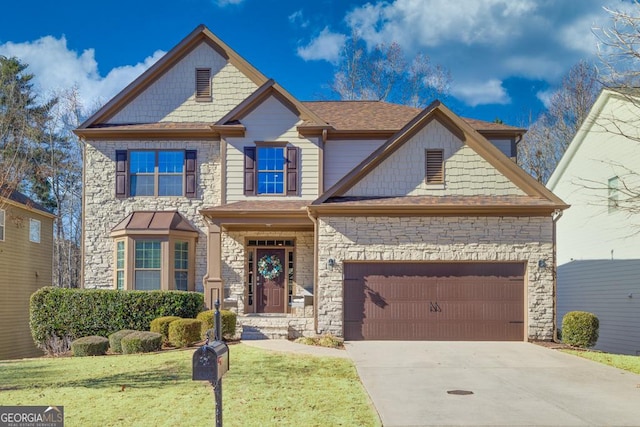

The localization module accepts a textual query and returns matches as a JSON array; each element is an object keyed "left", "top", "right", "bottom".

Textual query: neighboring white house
[{"left": 548, "top": 88, "right": 640, "bottom": 355}]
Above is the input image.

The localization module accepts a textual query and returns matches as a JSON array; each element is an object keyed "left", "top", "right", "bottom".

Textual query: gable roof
[
  {"left": 77, "top": 24, "right": 269, "bottom": 129},
  {"left": 547, "top": 88, "right": 632, "bottom": 190},
  {"left": 0, "top": 187, "right": 55, "bottom": 217},
  {"left": 313, "top": 100, "right": 567, "bottom": 211}
]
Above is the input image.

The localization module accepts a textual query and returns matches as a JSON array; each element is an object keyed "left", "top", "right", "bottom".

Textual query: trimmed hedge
[
  {"left": 108, "top": 329, "right": 136, "bottom": 354},
  {"left": 150, "top": 316, "right": 181, "bottom": 343},
  {"left": 72, "top": 336, "right": 110, "bottom": 357},
  {"left": 562, "top": 311, "right": 599, "bottom": 348},
  {"left": 168, "top": 319, "right": 202, "bottom": 348},
  {"left": 30, "top": 287, "right": 204, "bottom": 354},
  {"left": 196, "top": 309, "right": 237, "bottom": 340},
  {"left": 121, "top": 331, "right": 163, "bottom": 354}
]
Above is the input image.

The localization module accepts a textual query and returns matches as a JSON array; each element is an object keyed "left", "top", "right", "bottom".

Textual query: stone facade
[
  {"left": 316, "top": 215, "right": 555, "bottom": 340},
  {"left": 83, "top": 139, "right": 220, "bottom": 290},
  {"left": 221, "top": 230, "right": 314, "bottom": 316}
]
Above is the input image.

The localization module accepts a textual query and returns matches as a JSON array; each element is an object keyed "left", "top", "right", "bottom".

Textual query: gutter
[
  {"left": 551, "top": 209, "right": 564, "bottom": 343},
  {"left": 306, "top": 207, "right": 320, "bottom": 334}
]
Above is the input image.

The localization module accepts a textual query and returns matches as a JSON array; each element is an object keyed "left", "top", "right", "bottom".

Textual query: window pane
[
  {"left": 257, "top": 147, "right": 284, "bottom": 171},
  {"left": 175, "top": 242, "right": 188, "bottom": 269},
  {"left": 175, "top": 271, "right": 188, "bottom": 291},
  {"left": 130, "top": 175, "right": 155, "bottom": 196},
  {"left": 158, "top": 151, "right": 184, "bottom": 173},
  {"left": 0, "top": 209, "right": 4, "bottom": 241},
  {"left": 117, "top": 271, "right": 125, "bottom": 290},
  {"left": 29, "top": 219, "right": 41, "bottom": 243},
  {"left": 130, "top": 151, "right": 155, "bottom": 173},
  {"left": 135, "top": 241, "right": 161, "bottom": 268},
  {"left": 159, "top": 176, "right": 183, "bottom": 196},
  {"left": 135, "top": 270, "right": 161, "bottom": 290},
  {"left": 116, "top": 241, "right": 125, "bottom": 269},
  {"left": 258, "top": 172, "right": 284, "bottom": 194}
]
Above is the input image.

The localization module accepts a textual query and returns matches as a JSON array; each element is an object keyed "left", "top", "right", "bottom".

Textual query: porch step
[{"left": 238, "top": 315, "right": 314, "bottom": 340}]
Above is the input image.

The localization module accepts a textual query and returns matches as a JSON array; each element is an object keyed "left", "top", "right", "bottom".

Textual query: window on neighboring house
[
  {"left": 425, "top": 149, "right": 445, "bottom": 184},
  {"left": 115, "top": 150, "right": 197, "bottom": 198},
  {"left": 195, "top": 68, "right": 212, "bottom": 101},
  {"left": 29, "top": 218, "right": 41, "bottom": 243},
  {"left": 174, "top": 241, "right": 189, "bottom": 291},
  {"left": 116, "top": 240, "right": 125, "bottom": 290},
  {"left": 608, "top": 176, "right": 619, "bottom": 213},
  {"left": 0, "top": 209, "right": 4, "bottom": 241},
  {"left": 134, "top": 240, "right": 161, "bottom": 290},
  {"left": 244, "top": 145, "right": 299, "bottom": 196}
]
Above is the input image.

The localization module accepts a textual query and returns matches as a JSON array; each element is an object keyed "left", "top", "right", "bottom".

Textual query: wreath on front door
[{"left": 258, "top": 254, "right": 283, "bottom": 281}]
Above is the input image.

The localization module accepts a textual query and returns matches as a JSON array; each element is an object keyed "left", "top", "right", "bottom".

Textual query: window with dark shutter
[
  {"left": 195, "top": 68, "right": 211, "bottom": 101},
  {"left": 185, "top": 150, "right": 197, "bottom": 198},
  {"left": 244, "top": 147, "right": 256, "bottom": 196},
  {"left": 115, "top": 150, "right": 128, "bottom": 198},
  {"left": 425, "top": 149, "right": 444, "bottom": 184},
  {"left": 286, "top": 146, "right": 299, "bottom": 196}
]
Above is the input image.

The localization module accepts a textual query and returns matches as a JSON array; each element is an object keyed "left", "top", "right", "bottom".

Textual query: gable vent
[
  {"left": 196, "top": 68, "right": 212, "bottom": 100},
  {"left": 425, "top": 149, "right": 444, "bottom": 184}
]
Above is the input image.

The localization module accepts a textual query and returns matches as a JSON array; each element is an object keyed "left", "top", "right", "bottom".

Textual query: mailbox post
[{"left": 193, "top": 299, "right": 228, "bottom": 427}]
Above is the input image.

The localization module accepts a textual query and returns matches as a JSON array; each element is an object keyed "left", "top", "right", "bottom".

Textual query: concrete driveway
[{"left": 345, "top": 341, "right": 640, "bottom": 426}]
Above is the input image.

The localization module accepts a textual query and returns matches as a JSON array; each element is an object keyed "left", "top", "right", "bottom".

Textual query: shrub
[
  {"left": 150, "top": 316, "right": 181, "bottom": 343},
  {"left": 121, "top": 331, "right": 163, "bottom": 354},
  {"left": 196, "top": 309, "right": 237, "bottom": 340},
  {"left": 562, "top": 311, "right": 599, "bottom": 348},
  {"left": 108, "top": 329, "right": 136, "bottom": 354},
  {"left": 294, "top": 334, "right": 344, "bottom": 349},
  {"left": 168, "top": 319, "right": 202, "bottom": 348},
  {"left": 30, "top": 287, "right": 204, "bottom": 355},
  {"left": 71, "top": 336, "right": 109, "bottom": 357}
]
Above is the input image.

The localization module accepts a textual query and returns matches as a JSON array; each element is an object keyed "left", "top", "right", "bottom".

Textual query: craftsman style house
[{"left": 76, "top": 25, "right": 567, "bottom": 341}]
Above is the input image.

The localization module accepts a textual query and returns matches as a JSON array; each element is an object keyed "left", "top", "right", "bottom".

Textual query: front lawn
[
  {"left": 563, "top": 350, "right": 640, "bottom": 374},
  {"left": 0, "top": 344, "right": 380, "bottom": 427}
]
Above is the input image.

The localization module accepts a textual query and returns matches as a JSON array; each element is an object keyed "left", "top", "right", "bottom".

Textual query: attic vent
[
  {"left": 425, "top": 149, "right": 444, "bottom": 184},
  {"left": 195, "top": 68, "right": 212, "bottom": 101}
]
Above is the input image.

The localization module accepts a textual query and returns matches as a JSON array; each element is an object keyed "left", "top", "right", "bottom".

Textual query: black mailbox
[{"left": 192, "top": 341, "right": 229, "bottom": 382}]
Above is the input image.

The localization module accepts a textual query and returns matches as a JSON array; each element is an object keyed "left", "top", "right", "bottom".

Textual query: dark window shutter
[
  {"left": 244, "top": 147, "right": 256, "bottom": 196},
  {"left": 185, "top": 150, "right": 197, "bottom": 198},
  {"left": 115, "top": 150, "right": 127, "bottom": 198},
  {"left": 286, "top": 146, "right": 299, "bottom": 196}
]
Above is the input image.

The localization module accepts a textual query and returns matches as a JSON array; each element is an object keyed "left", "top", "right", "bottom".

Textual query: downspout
[
  {"left": 307, "top": 207, "right": 320, "bottom": 334},
  {"left": 551, "top": 209, "right": 563, "bottom": 343},
  {"left": 80, "top": 136, "right": 87, "bottom": 289}
]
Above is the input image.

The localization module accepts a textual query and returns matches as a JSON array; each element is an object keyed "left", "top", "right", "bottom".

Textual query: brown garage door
[{"left": 343, "top": 262, "right": 525, "bottom": 341}]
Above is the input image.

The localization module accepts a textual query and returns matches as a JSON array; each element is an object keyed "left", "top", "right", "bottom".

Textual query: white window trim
[
  {"left": 0, "top": 209, "right": 5, "bottom": 242},
  {"left": 29, "top": 218, "right": 41, "bottom": 243}
]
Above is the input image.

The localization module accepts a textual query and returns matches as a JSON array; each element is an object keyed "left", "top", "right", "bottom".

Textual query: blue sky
[{"left": 0, "top": 0, "right": 632, "bottom": 126}]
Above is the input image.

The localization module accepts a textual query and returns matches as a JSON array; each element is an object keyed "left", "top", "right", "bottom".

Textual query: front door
[{"left": 256, "top": 248, "right": 286, "bottom": 313}]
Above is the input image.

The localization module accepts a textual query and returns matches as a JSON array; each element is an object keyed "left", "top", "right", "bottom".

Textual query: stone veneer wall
[
  {"left": 316, "top": 215, "right": 555, "bottom": 340},
  {"left": 221, "top": 230, "right": 314, "bottom": 315},
  {"left": 83, "top": 139, "right": 220, "bottom": 290}
]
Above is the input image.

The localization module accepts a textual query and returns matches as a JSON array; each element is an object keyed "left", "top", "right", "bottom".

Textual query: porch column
[{"left": 203, "top": 220, "right": 223, "bottom": 310}]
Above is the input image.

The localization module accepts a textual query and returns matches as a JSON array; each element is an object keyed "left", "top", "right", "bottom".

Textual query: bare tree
[
  {"left": 331, "top": 31, "right": 450, "bottom": 108},
  {"left": 518, "top": 61, "right": 601, "bottom": 183}
]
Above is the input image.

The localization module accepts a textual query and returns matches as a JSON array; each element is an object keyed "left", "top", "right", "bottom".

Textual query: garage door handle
[{"left": 509, "top": 321, "right": 524, "bottom": 324}]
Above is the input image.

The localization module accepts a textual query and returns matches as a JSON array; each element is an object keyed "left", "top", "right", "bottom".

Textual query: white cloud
[
  {"left": 536, "top": 89, "right": 555, "bottom": 109},
  {"left": 0, "top": 36, "right": 163, "bottom": 111},
  {"left": 335, "top": 0, "right": 623, "bottom": 107},
  {"left": 215, "top": 0, "right": 244, "bottom": 6},
  {"left": 289, "top": 10, "right": 309, "bottom": 28},
  {"left": 297, "top": 27, "right": 346, "bottom": 64},
  {"left": 450, "top": 79, "right": 510, "bottom": 107}
]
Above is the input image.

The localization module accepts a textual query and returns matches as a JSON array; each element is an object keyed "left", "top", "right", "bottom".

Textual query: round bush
[
  {"left": 108, "top": 329, "right": 136, "bottom": 353},
  {"left": 196, "top": 309, "right": 237, "bottom": 340},
  {"left": 150, "top": 316, "right": 181, "bottom": 343},
  {"left": 168, "top": 319, "right": 202, "bottom": 348},
  {"left": 562, "top": 311, "right": 599, "bottom": 348},
  {"left": 72, "top": 336, "right": 109, "bottom": 357},
  {"left": 121, "top": 331, "right": 163, "bottom": 354}
]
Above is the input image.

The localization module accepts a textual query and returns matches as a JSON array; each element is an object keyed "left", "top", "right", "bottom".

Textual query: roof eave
[
  {"left": 73, "top": 127, "right": 220, "bottom": 140},
  {"left": 308, "top": 204, "right": 567, "bottom": 216}
]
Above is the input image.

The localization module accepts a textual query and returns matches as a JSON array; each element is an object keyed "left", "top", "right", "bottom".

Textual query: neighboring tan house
[
  {"left": 548, "top": 88, "right": 640, "bottom": 355},
  {"left": 0, "top": 189, "right": 54, "bottom": 359},
  {"left": 75, "top": 25, "right": 567, "bottom": 341}
]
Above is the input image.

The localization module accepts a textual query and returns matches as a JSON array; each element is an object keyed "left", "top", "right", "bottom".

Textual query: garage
[{"left": 343, "top": 262, "right": 525, "bottom": 341}]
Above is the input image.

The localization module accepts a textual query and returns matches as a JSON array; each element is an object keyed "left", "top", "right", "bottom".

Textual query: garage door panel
[{"left": 343, "top": 262, "right": 525, "bottom": 341}]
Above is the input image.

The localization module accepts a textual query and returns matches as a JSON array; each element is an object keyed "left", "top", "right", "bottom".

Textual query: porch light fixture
[
  {"left": 538, "top": 259, "right": 547, "bottom": 268},
  {"left": 327, "top": 258, "right": 336, "bottom": 270}
]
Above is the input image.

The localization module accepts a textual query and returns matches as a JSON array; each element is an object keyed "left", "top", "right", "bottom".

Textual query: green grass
[
  {"left": 0, "top": 344, "right": 380, "bottom": 427},
  {"left": 563, "top": 350, "right": 640, "bottom": 374}
]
